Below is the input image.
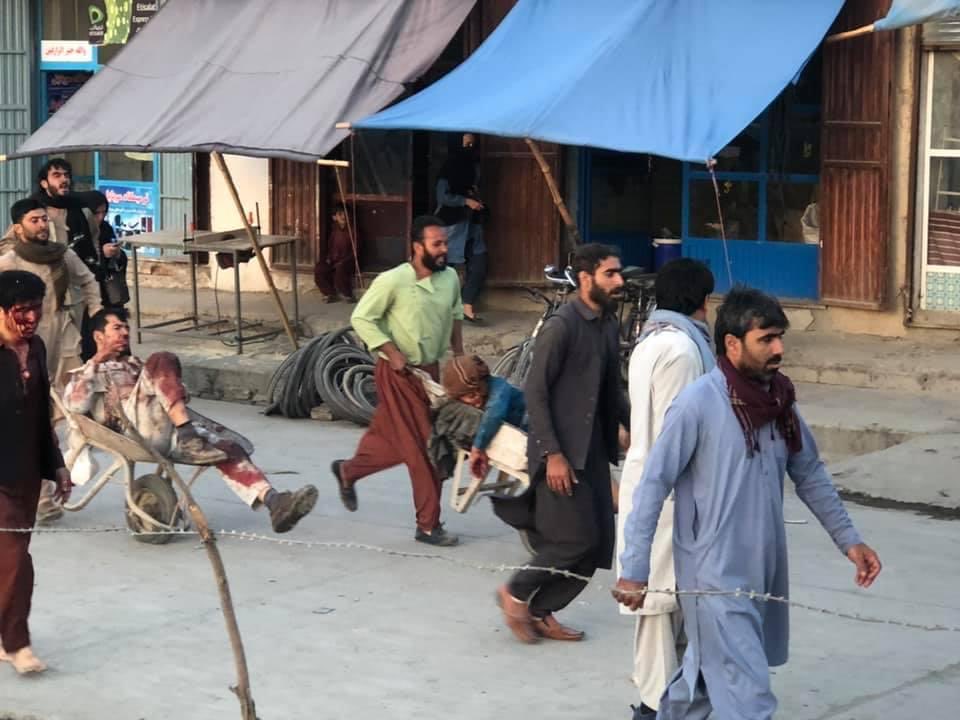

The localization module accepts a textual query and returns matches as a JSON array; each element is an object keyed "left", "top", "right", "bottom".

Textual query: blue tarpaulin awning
[
  {"left": 354, "top": 0, "right": 845, "bottom": 162},
  {"left": 875, "top": 0, "right": 960, "bottom": 31}
]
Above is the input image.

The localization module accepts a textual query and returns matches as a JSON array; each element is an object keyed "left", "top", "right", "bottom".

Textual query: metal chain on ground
[{"left": 8, "top": 525, "right": 959, "bottom": 634}]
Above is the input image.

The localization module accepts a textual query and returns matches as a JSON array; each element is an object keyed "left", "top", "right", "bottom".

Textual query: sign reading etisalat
[{"left": 89, "top": 1, "right": 161, "bottom": 46}]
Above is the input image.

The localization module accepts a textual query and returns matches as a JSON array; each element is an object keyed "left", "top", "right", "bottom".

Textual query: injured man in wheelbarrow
[{"left": 62, "top": 307, "right": 318, "bottom": 533}]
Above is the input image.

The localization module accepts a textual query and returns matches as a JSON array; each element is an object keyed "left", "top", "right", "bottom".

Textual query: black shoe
[
  {"left": 630, "top": 704, "right": 657, "bottom": 719},
  {"left": 331, "top": 460, "right": 357, "bottom": 511},
  {"left": 269, "top": 485, "right": 319, "bottom": 533},
  {"left": 415, "top": 523, "right": 459, "bottom": 547},
  {"left": 171, "top": 436, "right": 229, "bottom": 465}
]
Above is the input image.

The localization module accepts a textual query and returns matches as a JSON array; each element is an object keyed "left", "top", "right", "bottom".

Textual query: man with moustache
[
  {"left": 0, "top": 198, "right": 101, "bottom": 386},
  {"left": 0, "top": 270, "right": 72, "bottom": 674},
  {"left": 493, "top": 243, "right": 629, "bottom": 644},
  {"left": 615, "top": 287, "right": 882, "bottom": 719},
  {"left": 332, "top": 215, "right": 465, "bottom": 546}
]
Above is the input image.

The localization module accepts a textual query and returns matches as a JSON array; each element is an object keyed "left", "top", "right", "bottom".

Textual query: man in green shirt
[{"left": 332, "top": 215, "right": 464, "bottom": 546}]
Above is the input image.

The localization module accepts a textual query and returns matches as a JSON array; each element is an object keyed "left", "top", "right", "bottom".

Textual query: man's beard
[
  {"left": 589, "top": 284, "right": 619, "bottom": 312},
  {"left": 23, "top": 230, "right": 49, "bottom": 243},
  {"left": 736, "top": 353, "right": 782, "bottom": 383},
  {"left": 47, "top": 181, "right": 70, "bottom": 197},
  {"left": 423, "top": 250, "right": 447, "bottom": 273}
]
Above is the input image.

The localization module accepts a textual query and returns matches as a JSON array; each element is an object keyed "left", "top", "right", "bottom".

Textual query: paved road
[{"left": 2, "top": 400, "right": 957, "bottom": 719}]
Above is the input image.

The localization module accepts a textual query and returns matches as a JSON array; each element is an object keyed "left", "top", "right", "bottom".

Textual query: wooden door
[
  {"left": 269, "top": 159, "right": 319, "bottom": 268},
  {"left": 468, "top": 0, "right": 563, "bottom": 284},
  {"left": 819, "top": 0, "right": 894, "bottom": 308}
]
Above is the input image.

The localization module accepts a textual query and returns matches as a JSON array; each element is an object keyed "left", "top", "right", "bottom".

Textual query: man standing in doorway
[
  {"left": 616, "top": 258, "right": 715, "bottom": 718},
  {"left": 493, "top": 243, "right": 629, "bottom": 643},
  {"left": 615, "top": 287, "right": 882, "bottom": 719},
  {"left": 0, "top": 270, "right": 72, "bottom": 674},
  {"left": 331, "top": 215, "right": 464, "bottom": 546}
]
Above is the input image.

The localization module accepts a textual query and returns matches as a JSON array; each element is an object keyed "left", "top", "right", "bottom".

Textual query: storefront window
[
  {"left": 767, "top": 182, "right": 819, "bottom": 243},
  {"left": 711, "top": 124, "right": 764, "bottom": 173},
  {"left": 918, "top": 43, "right": 960, "bottom": 313},
  {"left": 589, "top": 150, "right": 649, "bottom": 234},
  {"left": 100, "top": 151, "right": 154, "bottom": 183},
  {"left": 689, "top": 180, "right": 758, "bottom": 240},
  {"left": 929, "top": 52, "right": 960, "bottom": 150}
]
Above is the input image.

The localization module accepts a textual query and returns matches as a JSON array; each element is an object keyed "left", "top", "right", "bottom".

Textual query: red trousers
[
  {"left": 0, "top": 483, "right": 40, "bottom": 653},
  {"left": 341, "top": 360, "right": 441, "bottom": 532}
]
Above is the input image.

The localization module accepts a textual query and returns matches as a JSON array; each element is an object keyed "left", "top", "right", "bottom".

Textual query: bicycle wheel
[{"left": 493, "top": 344, "right": 522, "bottom": 378}]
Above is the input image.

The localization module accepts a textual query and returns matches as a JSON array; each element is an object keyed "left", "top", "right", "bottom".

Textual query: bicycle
[
  {"left": 493, "top": 264, "right": 576, "bottom": 387},
  {"left": 615, "top": 267, "right": 657, "bottom": 383}
]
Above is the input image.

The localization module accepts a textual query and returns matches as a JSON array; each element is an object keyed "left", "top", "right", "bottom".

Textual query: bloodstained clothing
[
  {"left": 0, "top": 337, "right": 65, "bottom": 653},
  {"left": 63, "top": 352, "right": 270, "bottom": 506}
]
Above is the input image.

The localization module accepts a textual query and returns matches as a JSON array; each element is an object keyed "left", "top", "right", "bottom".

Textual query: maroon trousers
[
  {"left": 0, "top": 482, "right": 40, "bottom": 653},
  {"left": 341, "top": 360, "right": 441, "bottom": 532},
  {"left": 315, "top": 258, "right": 355, "bottom": 298}
]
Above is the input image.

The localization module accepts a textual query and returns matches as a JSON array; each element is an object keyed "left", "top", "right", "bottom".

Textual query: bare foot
[{"left": 7, "top": 647, "right": 47, "bottom": 674}]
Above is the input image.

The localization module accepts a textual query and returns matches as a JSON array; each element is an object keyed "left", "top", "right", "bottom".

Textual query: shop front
[{"left": 36, "top": 1, "right": 192, "bottom": 258}]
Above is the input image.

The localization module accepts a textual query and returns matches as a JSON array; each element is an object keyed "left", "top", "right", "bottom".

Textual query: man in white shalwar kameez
[
  {"left": 615, "top": 287, "right": 882, "bottom": 720},
  {"left": 616, "top": 259, "right": 715, "bottom": 718}
]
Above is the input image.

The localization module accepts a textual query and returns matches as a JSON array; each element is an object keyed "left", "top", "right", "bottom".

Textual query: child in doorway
[{"left": 314, "top": 203, "right": 358, "bottom": 303}]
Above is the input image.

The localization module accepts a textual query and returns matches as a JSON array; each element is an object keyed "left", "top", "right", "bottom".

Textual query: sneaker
[
  {"left": 170, "top": 436, "right": 228, "bottom": 465},
  {"left": 414, "top": 523, "right": 459, "bottom": 547},
  {"left": 269, "top": 485, "right": 319, "bottom": 533}
]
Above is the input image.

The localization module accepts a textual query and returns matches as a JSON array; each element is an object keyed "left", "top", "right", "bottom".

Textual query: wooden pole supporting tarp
[
  {"left": 825, "top": 22, "right": 876, "bottom": 43},
  {"left": 212, "top": 151, "right": 298, "bottom": 351},
  {"left": 524, "top": 138, "right": 583, "bottom": 251}
]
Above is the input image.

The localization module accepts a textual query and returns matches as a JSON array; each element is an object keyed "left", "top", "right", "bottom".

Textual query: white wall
[{"left": 208, "top": 155, "right": 294, "bottom": 292}]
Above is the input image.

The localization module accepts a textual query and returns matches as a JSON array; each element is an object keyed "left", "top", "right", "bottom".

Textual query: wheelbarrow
[
  {"left": 448, "top": 422, "right": 530, "bottom": 513},
  {"left": 51, "top": 391, "right": 253, "bottom": 545}
]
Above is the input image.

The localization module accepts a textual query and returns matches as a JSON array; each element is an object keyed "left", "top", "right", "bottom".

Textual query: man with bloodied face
[{"left": 0, "top": 270, "right": 71, "bottom": 674}]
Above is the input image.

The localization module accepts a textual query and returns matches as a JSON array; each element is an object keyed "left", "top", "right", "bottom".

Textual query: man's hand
[
  {"left": 53, "top": 467, "right": 73, "bottom": 504},
  {"left": 618, "top": 424, "right": 630, "bottom": 451},
  {"left": 102, "top": 243, "right": 121, "bottom": 258},
  {"left": 846, "top": 543, "right": 882, "bottom": 588},
  {"left": 465, "top": 198, "right": 484, "bottom": 211},
  {"left": 611, "top": 578, "right": 648, "bottom": 611},
  {"left": 383, "top": 346, "right": 408, "bottom": 372},
  {"left": 469, "top": 447, "right": 489, "bottom": 478},
  {"left": 545, "top": 453, "right": 576, "bottom": 496}
]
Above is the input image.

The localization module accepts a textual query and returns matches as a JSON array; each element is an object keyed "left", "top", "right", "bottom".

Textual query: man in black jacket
[
  {"left": 493, "top": 243, "right": 629, "bottom": 644},
  {"left": 0, "top": 270, "right": 71, "bottom": 674},
  {"left": 31, "top": 159, "right": 100, "bottom": 277}
]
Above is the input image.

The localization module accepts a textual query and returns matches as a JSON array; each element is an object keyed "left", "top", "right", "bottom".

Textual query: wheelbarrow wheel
[{"left": 126, "top": 473, "right": 179, "bottom": 545}]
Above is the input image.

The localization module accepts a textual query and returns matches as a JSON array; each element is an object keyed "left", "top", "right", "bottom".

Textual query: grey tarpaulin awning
[{"left": 7, "top": 0, "right": 475, "bottom": 161}]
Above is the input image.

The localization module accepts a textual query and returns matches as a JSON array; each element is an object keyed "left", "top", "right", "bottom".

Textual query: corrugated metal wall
[
  {"left": 159, "top": 153, "right": 194, "bottom": 231},
  {"left": 0, "top": 0, "right": 34, "bottom": 214}
]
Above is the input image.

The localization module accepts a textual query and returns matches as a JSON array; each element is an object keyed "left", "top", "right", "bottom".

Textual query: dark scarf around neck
[
  {"left": 718, "top": 355, "right": 802, "bottom": 456},
  {"left": 13, "top": 241, "right": 69, "bottom": 309}
]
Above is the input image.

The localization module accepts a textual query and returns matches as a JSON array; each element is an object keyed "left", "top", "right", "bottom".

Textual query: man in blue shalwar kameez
[{"left": 614, "top": 287, "right": 882, "bottom": 720}]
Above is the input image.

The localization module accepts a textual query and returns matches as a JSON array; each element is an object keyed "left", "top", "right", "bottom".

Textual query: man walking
[
  {"left": 616, "top": 259, "right": 715, "bottom": 717},
  {"left": 1, "top": 198, "right": 101, "bottom": 524},
  {"left": 332, "top": 216, "right": 464, "bottom": 546},
  {"left": 615, "top": 287, "right": 882, "bottom": 719},
  {"left": 493, "top": 243, "right": 629, "bottom": 643},
  {"left": 0, "top": 270, "right": 72, "bottom": 674}
]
